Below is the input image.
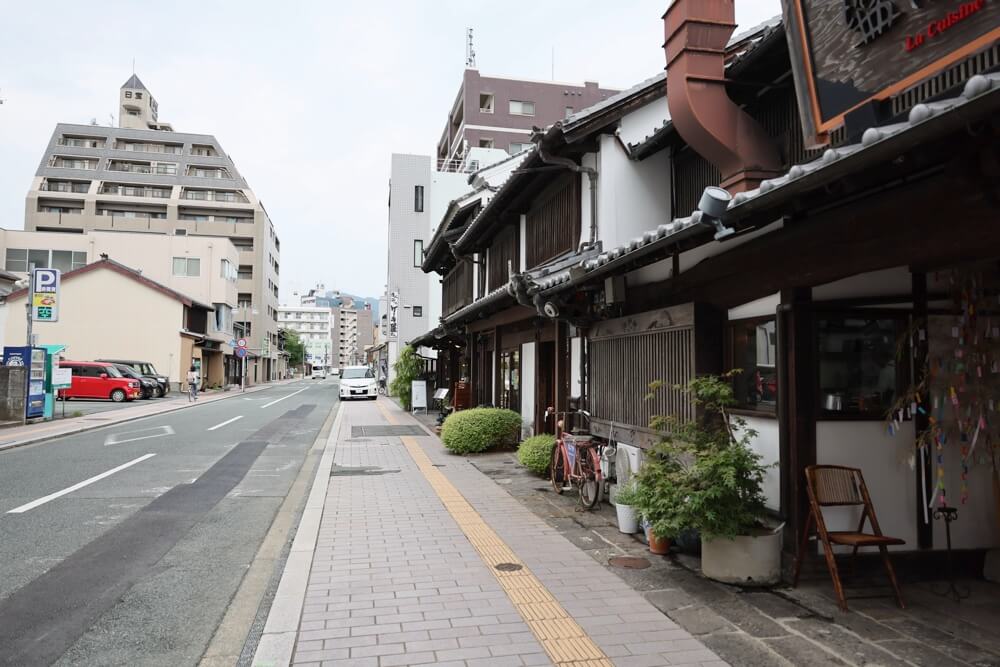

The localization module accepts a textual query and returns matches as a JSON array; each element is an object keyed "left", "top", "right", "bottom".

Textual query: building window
[
  {"left": 479, "top": 93, "right": 494, "bottom": 113},
  {"left": 214, "top": 304, "right": 233, "bottom": 333},
  {"left": 509, "top": 100, "right": 535, "bottom": 116},
  {"left": 565, "top": 106, "right": 574, "bottom": 118},
  {"left": 414, "top": 185, "right": 424, "bottom": 212},
  {"left": 135, "top": 92, "right": 143, "bottom": 99},
  {"left": 220, "top": 258, "right": 237, "bottom": 281},
  {"left": 125, "top": 91, "right": 132, "bottom": 99},
  {"left": 478, "top": 138, "right": 494, "bottom": 149},
  {"left": 817, "top": 315, "right": 904, "bottom": 418},
  {"left": 729, "top": 318, "right": 778, "bottom": 413},
  {"left": 413, "top": 306, "right": 423, "bottom": 317},
  {"left": 509, "top": 142, "right": 532, "bottom": 154},
  {"left": 413, "top": 239, "right": 424, "bottom": 267},
  {"left": 5, "top": 248, "right": 85, "bottom": 273},
  {"left": 172, "top": 257, "right": 200, "bottom": 277}
]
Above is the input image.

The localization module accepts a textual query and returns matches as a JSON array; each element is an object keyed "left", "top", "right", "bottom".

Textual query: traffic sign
[
  {"left": 236, "top": 347, "right": 248, "bottom": 359},
  {"left": 236, "top": 338, "right": 247, "bottom": 349}
]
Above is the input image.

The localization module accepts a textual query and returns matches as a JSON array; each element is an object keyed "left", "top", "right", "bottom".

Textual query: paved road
[{"left": 0, "top": 378, "right": 338, "bottom": 666}]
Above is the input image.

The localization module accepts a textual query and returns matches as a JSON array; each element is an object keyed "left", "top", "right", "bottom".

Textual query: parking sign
[{"left": 31, "top": 268, "right": 60, "bottom": 322}]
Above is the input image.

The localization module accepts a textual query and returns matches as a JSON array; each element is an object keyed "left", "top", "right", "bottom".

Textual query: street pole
[
  {"left": 23, "top": 264, "right": 35, "bottom": 424},
  {"left": 241, "top": 303, "right": 246, "bottom": 393}
]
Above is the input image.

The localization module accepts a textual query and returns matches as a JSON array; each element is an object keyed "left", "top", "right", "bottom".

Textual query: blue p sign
[{"left": 31, "top": 268, "right": 60, "bottom": 322}]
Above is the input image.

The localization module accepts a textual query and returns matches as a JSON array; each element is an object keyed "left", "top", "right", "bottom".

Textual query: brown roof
[{"left": 6, "top": 258, "right": 214, "bottom": 310}]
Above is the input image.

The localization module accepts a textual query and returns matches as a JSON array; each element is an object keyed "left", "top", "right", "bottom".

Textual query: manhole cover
[
  {"left": 609, "top": 556, "right": 651, "bottom": 570},
  {"left": 495, "top": 563, "right": 523, "bottom": 572},
  {"left": 352, "top": 425, "right": 426, "bottom": 437},
  {"left": 330, "top": 465, "right": 400, "bottom": 477}
]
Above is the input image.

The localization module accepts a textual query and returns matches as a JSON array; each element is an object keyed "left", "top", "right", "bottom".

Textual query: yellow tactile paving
[{"left": 374, "top": 400, "right": 612, "bottom": 667}]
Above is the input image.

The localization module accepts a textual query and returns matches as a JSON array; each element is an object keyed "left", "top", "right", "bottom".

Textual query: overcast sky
[{"left": 0, "top": 0, "right": 781, "bottom": 301}]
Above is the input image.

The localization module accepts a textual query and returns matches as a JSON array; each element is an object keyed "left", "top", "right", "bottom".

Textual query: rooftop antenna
[
  {"left": 108, "top": 112, "right": 115, "bottom": 126},
  {"left": 466, "top": 28, "right": 476, "bottom": 68}
]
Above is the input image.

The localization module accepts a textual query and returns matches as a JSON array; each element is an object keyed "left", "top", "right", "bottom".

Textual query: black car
[
  {"left": 110, "top": 363, "right": 160, "bottom": 399},
  {"left": 97, "top": 359, "right": 169, "bottom": 397}
]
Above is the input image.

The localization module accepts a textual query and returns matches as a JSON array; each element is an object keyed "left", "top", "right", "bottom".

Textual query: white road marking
[
  {"left": 7, "top": 453, "right": 157, "bottom": 514},
  {"left": 260, "top": 387, "right": 308, "bottom": 409},
  {"left": 207, "top": 415, "right": 244, "bottom": 431},
  {"left": 104, "top": 425, "right": 175, "bottom": 446}
]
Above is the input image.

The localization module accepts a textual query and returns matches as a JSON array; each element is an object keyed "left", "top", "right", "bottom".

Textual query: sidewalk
[
  {"left": 254, "top": 399, "right": 726, "bottom": 667},
  {"left": 0, "top": 378, "right": 300, "bottom": 453}
]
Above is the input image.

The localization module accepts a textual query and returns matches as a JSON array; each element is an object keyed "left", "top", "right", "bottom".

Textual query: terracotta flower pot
[{"left": 645, "top": 527, "right": 671, "bottom": 555}]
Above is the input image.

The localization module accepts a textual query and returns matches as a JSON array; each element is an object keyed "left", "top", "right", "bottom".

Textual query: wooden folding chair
[{"left": 792, "top": 465, "right": 905, "bottom": 612}]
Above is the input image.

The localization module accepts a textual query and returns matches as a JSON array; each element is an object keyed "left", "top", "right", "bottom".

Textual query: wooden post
[
  {"left": 779, "top": 287, "right": 816, "bottom": 553},
  {"left": 912, "top": 271, "right": 933, "bottom": 549}
]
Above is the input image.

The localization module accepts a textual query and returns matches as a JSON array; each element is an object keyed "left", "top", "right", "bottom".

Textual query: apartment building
[
  {"left": 22, "top": 75, "right": 281, "bottom": 383},
  {"left": 331, "top": 305, "right": 374, "bottom": 368},
  {"left": 277, "top": 306, "right": 333, "bottom": 369},
  {"left": 436, "top": 69, "right": 618, "bottom": 168}
]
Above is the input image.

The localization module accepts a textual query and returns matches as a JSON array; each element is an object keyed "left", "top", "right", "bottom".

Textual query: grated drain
[
  {"left": 330, "top": 465, "right": 400, "bottom": 477},
  {"left": 494, "top": 562, "right": 523, "bottom": 572},
  {"left": 352, "top": 425, "right": 426, "bottom": 437},
  {"left": 609, "top": 556, "right": 651, "bottom": 570}
]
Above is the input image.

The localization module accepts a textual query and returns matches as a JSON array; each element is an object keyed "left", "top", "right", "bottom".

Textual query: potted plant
[
  {"left": 646, "top": 373, "right": 781, "bottom": 585},
  {"left": 634, "top": 444, "right": 683, "bottom": 555},
  {"left": 612, "top": 479, "right": 640, "bottom": 534}
]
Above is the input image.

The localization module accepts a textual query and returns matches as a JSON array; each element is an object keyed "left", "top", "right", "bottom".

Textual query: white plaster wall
[
  {"left": 570, "top": 336, "right": 582, "bottom": 399},
  {"left": 519, "top": 214, "right": 527, "bottom": 272},
  {"left": 729, "top": 293, "right": 780, "bottom": 321},
  {"left": 734, "top": 416, "right": 781, "bottom": 512},
  {"left": 581, "top": 153, "right": 596, "bottom": 250},
  {"left": 813, "top": 267, "right": 912, "bottom": 301},
  {"left": 521, "top": 342, "right": 536, "bottom": 436},
  {"left": 596, "top": 134, "right": 671, "bottom": 252},
  {"left": 617, "top": 96, "right": 669, "bottom": 146},
  {"left": 932, "top": 438, "right": 999, "bottom": 550},
  {"left": 817, "top": 421, "right": 918, "bottom": 552}
]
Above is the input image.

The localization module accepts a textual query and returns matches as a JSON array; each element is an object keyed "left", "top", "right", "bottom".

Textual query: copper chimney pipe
[{"left": 663, "top": 0, "right": 782, "bottom": 193}]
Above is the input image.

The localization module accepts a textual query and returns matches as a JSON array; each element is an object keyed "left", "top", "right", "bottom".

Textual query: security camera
[{"left": 697, "top": 186, "right": 735, "bottom": 241}]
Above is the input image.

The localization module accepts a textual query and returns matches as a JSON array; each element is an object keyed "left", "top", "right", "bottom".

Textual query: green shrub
[
  {"left": 389, "top": 345, "right": 423, "bottom": 410},
  {"left": 613, "top": 479, "right": 641, "bottom": 506},
  {"left": 517, "top": 434, "right": 556, "bottom": 475},
  {"left": 441, "top": 408, "right": 522, "bottom": 454}
]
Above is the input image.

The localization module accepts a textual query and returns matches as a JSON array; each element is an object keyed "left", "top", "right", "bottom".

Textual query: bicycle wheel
[
  {"left": 578, "top": 453, "right": 601, "bottom": 510},
  {"left": 550, "top": 446, "right": 566, "bottom": 495}
]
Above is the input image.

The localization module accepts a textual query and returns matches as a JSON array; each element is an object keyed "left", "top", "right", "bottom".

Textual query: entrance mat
[{"left": 351, "top": 425, "right": 427, "bottom": 437}]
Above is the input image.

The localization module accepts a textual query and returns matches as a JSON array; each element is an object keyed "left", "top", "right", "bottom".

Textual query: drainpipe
[
  {"left": 537, "top": 143, "right": 599, "bottom": 250},
  {"left": 663, "top": 0, "right": 782, "bottom": 192}
]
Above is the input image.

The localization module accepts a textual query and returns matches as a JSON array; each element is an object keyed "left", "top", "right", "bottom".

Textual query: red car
[{"left": 59, "top": 361, "right": 142, "bottom": 402}]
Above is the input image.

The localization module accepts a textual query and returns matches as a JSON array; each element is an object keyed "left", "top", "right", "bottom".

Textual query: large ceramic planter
[
  {"left": 701, "top": 526, "right": 782, "bottom": 586},
  {"left": 615, "top": 504, "right": 638, "bottom": 534}
]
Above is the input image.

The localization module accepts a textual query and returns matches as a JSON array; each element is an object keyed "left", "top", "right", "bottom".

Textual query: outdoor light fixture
[{"left": 697, "top": 186, "right": 735, "bottom": 241}]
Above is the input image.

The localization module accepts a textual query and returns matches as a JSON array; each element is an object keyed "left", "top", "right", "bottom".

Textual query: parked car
[
  {"left": 330, "top": 367, "right": 340, "bottom": 377},
  {"left": 311, "top": 366, "right": 327, "bottom": 380},
  {"left": 96, "top": 359, "right": 169, "bottom": 397},
  {"left": 59, "top": 361, "right": 142, "bottom": 402},
  {"left": 339, "top": 366, "right": 377, "bottom": 400},
  {"left": 110, "top": 363, "right": 161, "bottom": 399}
]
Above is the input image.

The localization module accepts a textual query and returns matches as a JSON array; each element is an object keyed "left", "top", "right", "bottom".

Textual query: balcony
[
  {"left": 58, "top": 137, "right": 105, "bottom": 149},
  {"left": 181, "top": 189, "right": 247, "bottom": 203},
  {"left": 40, "top": 180, "right": 90, "bottom": 194},
  {"left": 50, "top": 157, "right": 97, "bottom": 170},
  {"left": 99, "top": 184, "right": 172, "bottom": 198},
  {"left": 115, "top": 140, "right": 183, "bottom": 154},
  {"left": 186, "top": 166, "right": 231, "bottom": 179},
  {"left": 190, "top": 144, "right": 218, "bottom": 157},
  {"left": 108, "top": 161, "right": 177, "bottom": 175}
]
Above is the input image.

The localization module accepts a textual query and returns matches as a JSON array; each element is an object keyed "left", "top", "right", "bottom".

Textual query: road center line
[
  {"left": 260, "top": 387, "right": 308, "bottom": 409},
  {"left": 207, "top": 415, "right": 244, "bottom": 431},
  {"left": 7, "top": 453, "right": 157, "bottom": 514}
]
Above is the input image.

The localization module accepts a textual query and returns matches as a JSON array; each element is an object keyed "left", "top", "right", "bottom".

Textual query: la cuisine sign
[{"left": 783, "top": 0, "right": 1000, "bottom": 145}]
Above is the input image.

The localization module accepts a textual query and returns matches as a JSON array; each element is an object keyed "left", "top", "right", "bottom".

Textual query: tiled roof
[
  {"left": 563, "top": 72, "right": 665, "bottom": 129},
  {"left": 530, "top": 73, "right": 1000, "bottom": 296}
]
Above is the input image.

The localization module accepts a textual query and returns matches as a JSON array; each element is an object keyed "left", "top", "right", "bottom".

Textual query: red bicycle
[{"left": 548, "top": 408, "right": 602, "bottom": 509}]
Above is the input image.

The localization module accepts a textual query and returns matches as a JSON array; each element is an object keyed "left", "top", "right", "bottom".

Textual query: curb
[
  {"left": 252, "top": 399, "right": 343, "bottom": 666},
  {"left": 0, "top": 379, "right": 302, "bottom": 454}
]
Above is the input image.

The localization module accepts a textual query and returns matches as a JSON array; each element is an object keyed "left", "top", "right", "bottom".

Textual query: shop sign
[
  {"left": 782, "top": 0, "right": 1000, "bottom": 145},
  {"left": 31, "top": 268, "right": 60, "bottom": 322}
]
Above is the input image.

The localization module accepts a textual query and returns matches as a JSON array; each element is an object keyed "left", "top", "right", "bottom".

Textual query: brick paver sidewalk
[{"left": 261, "top": 399, "right": 726, "bottom": 667}]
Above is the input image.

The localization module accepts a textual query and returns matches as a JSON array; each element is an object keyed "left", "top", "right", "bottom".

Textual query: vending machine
[{"left": 3, "top": 346, "right": 47, "bottom": 419}]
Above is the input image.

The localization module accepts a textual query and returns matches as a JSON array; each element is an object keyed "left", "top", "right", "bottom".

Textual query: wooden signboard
[{"left": 782, "top": 0, "right": 1000, "bottom": 145}]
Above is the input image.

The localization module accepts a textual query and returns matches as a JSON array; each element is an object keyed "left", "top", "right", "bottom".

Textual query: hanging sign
[
  {"left": 781, "top": 0, "right": 1000, "bottom": 145},
  {"left": 31, "top": 268, "right": 60, "bottom": 322}
]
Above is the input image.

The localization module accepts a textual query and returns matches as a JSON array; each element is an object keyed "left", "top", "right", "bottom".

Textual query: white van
[{"left": 311, "top": 366, "right": 327, "bottom": 380}]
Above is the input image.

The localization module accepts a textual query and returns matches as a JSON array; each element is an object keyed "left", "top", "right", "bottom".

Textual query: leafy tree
[
  {"left": 390, "top": 345, "right": 424, "bottom": 410},
  {"left": 281, "top": 328, "right": 305, "bottom": 368}
]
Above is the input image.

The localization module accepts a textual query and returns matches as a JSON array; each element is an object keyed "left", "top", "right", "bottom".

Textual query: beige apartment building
[
  {"left": 22, "top": 75, "right": 281, "bottom": 382},
  {"left": 0, "top": 228, "right": 239, "bottom": 387}
]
